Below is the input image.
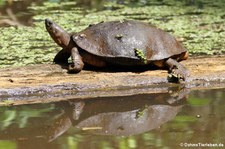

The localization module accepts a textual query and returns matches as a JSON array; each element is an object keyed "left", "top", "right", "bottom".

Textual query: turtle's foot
[
  {"left": 68, "top": 61, "right": 84, "bottom": 73},
  {"left": 166, "top": 58, "right": 190, "bottom": 83},
  {"left": 168, "top": 67, "right": 190, "bottom": 83}
]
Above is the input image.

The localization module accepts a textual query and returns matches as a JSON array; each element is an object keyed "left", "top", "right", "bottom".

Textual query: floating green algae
[{"left": 0, "top": 0, "right": 224, "bottom": 68}]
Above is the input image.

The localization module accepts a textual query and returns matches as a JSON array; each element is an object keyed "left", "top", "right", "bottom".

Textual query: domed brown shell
[{"left": 72, "top": 20, "right": 187, "bottom": 64}]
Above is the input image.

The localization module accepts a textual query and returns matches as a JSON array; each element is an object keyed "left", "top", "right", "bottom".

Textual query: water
[{"left": 0, "top": 88, "right": 224, "bottom": 149}]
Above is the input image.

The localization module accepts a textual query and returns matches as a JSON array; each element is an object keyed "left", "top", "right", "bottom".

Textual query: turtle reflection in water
[
  {"left": 47, "top": 88, "right": 189, "bottom": 141},
  {"left": 45, "top": 19, "right": 190, "bottom": 82}
]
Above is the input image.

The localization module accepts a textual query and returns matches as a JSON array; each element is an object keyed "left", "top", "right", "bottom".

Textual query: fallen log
[{"left": 0, "top": 56, "right": 225, "bottom": 105}]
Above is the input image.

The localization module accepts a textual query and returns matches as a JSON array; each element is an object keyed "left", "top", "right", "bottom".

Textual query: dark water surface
[{"left": 0, "top": 88, "right": 224, "bottom": 149}]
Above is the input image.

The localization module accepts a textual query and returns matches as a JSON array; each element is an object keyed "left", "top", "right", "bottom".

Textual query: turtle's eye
[{"left": 46, "top": 25, "right": 52, "bottom": 31}]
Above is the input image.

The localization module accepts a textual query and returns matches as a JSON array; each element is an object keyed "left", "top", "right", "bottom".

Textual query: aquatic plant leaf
[{"left": 134, "top": 48, "right": 147, "bottom": 64}]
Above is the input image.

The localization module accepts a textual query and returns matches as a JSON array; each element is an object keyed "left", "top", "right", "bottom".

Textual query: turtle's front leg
[
  {"left": 165, "top": 58, "right": 190, "bottom": 82},
  {"left": 69, "top": 47, "right": 84, "bottom": 73}
]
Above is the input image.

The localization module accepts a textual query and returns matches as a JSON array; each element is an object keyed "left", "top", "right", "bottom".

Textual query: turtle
[{"left": 45, "top": 19, "right": 189, "bottom": 81}]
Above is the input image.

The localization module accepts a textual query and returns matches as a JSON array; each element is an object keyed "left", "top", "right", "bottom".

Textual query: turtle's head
[{"left": 45, "top": 19, "right": 70, "bottom": 48}]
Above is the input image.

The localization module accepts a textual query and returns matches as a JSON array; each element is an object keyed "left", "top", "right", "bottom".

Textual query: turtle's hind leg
[{"left": 165, "top": 58, "right": 190, "bottom": 82}]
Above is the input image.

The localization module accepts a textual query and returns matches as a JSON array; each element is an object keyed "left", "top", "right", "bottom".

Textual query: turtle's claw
[
  {"left": 168, "top": 69, "right": 187, "bottom": 83},
  {"left": 68, "top": 63, "right": 82, "bottom": 73}
]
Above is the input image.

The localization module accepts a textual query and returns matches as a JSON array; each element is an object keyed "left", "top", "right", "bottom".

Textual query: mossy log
[{"left": 0, "top": 56, "right": 225, "bottom": 105}]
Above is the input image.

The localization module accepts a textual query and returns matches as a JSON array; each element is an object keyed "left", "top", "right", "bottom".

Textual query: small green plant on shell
[
  {"left": 135, "top": 105, "right": 148, "bottom": 119},
  {"left": 134, "top": 48, "right": 147, "bottom": 64},
  {"left": 115, "top": 34, "right": 123, "bottom": 40}
]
